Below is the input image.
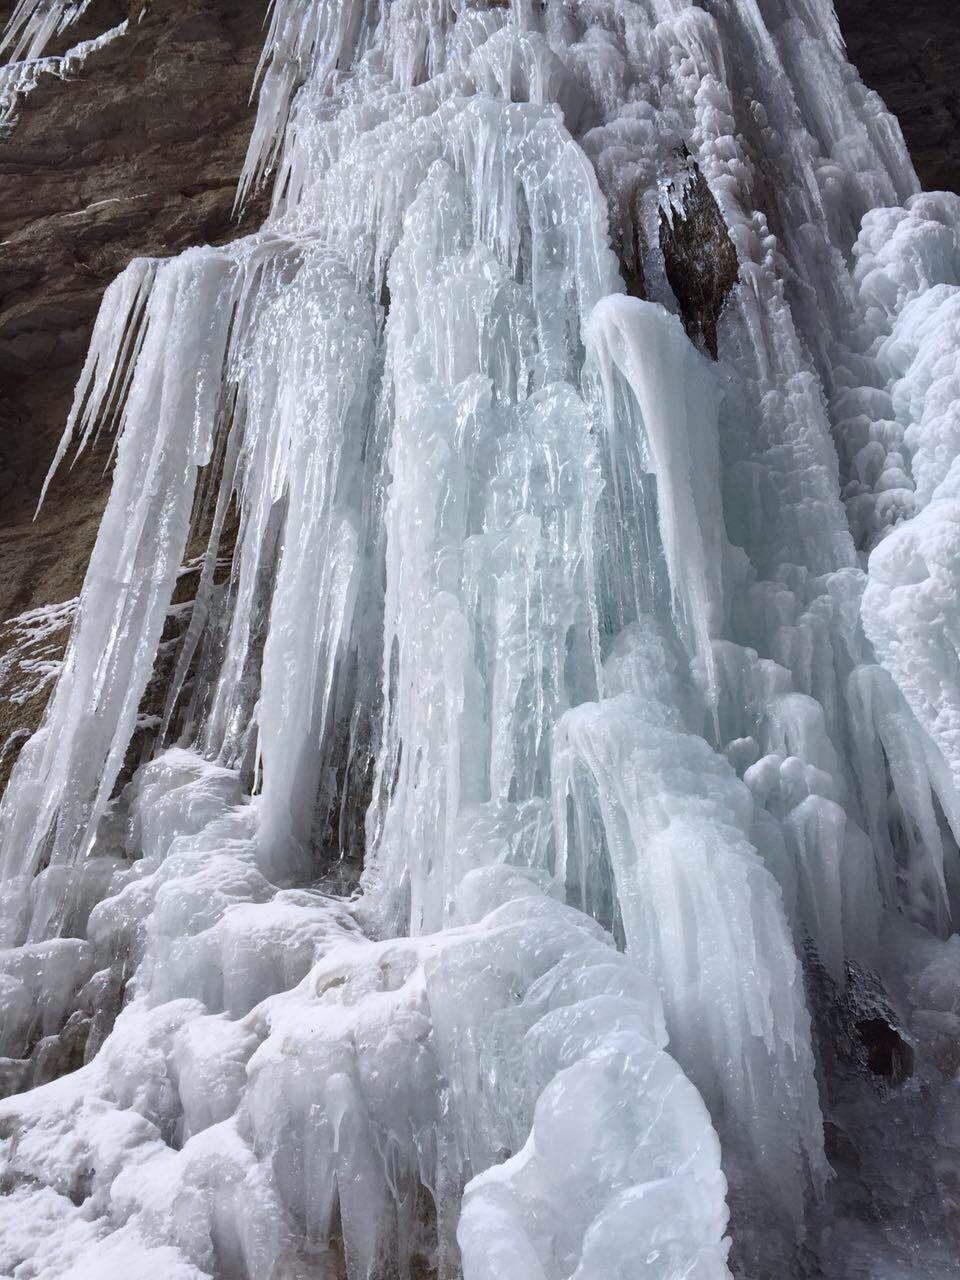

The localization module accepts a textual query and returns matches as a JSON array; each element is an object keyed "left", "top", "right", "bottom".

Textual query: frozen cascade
[{"left": 1, "top": 0, "right": 960, "bottom": 1277}]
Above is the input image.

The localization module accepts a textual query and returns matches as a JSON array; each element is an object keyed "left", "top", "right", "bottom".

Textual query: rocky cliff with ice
[
  {"left": 0, "top": 0, "right": 270, "bottom": 792},
  {"left": 1, "top": 1, "right": 959, "bottom": 1277}
]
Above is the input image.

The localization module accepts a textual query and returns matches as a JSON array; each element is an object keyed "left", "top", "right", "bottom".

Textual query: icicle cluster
[
  {"left": 0, "top": 0, "right": 127, "bottom": 132},
  {"left": 1, "top": 0, "right": 960, "bottom": 1277}
]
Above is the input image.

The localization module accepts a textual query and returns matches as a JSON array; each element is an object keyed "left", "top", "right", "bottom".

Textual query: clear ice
[{"left": 1, "top": 0, "right": 959, "bottom": 1277}]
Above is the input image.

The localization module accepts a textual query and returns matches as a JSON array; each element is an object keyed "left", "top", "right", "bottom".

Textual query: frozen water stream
[{"left": 1, "top": 1, "right": 960, "bottom": 1277}]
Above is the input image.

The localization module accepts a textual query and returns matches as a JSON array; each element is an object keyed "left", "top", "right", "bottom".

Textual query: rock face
[
  {"left": 0, "top": 0, "right": 267, "bottom": 787},
  {"left": 835, "top": 0, "right": 960, "bottom": 195}
]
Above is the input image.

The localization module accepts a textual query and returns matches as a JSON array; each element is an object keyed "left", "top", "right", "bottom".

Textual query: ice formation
[
  {"left": 1, "top": 0, "right": 960, "bottom": 1277},
  {"left": 0, "top": 0, "right": 128, "bottom": 133}
]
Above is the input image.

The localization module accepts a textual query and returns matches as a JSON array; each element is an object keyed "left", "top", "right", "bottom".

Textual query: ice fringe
[
  {"left": 0, "top": 2, "right": 128, "bottom": 132},
  {"left": 1, "top": 0, "right": 960, "bottom": 1276}
]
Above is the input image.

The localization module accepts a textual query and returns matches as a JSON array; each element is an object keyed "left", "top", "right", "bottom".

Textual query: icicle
[
  {"left": 586, "top": 296, "right": 729, "bottom": 707},
  {"left": 0, "top": 8, "right": 129, "bottom": 133},
  {"left": 552, "top": 630, "right": 827, "bottom": 1223},
  {"left": 0, "top": 0, "right": 93, "bottom": 63},
  {"left": 0, "top": 249, "right": 241, "bottom": 941},
  {"left": 254, "top": 254, "right": 376, "bottom": 875},
  {"left": 36, "top": 258, "right": 156, "bottom": 514}
]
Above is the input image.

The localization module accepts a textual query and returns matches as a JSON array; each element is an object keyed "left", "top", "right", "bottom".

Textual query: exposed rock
[
  {"left": 658, "top": 155, "right": 739, "bottom": 360},
  {"left": 856, "top": 1016, "right": 915, "bottom": 1085},
  {"left": 811, "top": 955, "right": 915, "bottom": 1094},
  {"left": 611, "top": 178, "right": 647, "bottom": 301},
  {"left": 835, "top": 0, "right": 960, "bottom": 195}
]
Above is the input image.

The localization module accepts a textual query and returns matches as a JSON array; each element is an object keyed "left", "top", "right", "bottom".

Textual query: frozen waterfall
[{"left": 1, "top": 0, "right": 960, "bottom": 1277}]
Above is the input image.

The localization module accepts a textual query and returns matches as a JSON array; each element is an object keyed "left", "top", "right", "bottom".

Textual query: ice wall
[{"left": 1, "top": 0, "right": 959, "bottom": 1277}]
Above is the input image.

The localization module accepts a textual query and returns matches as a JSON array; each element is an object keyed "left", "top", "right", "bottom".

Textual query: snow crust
[{"left": 1, "top": 0, "right": 959, "bottom": 1276}]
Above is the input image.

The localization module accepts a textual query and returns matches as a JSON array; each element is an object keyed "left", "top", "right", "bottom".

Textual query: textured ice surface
[{"left": 1, "top": 0, "right": 960, "bottom": 1276}]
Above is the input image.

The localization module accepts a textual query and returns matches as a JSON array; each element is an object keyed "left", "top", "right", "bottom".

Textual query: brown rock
[
  {"left": 835, "top": 0, "right": 960, "bottom": 195},
  {"left": 658, "top": 153, "right": 739, "bottom": 360}
]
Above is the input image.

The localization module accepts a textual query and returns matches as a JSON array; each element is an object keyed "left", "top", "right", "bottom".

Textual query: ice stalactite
[
  {"left": 586, "top": 296, "right": 730, "bottom": 699},
  {"left": 0, "top": 252, "right": 241, "bottom": 943},
  {"left": 2, "top": 0, "right": 960, "bottom": 1277},
  {"left": 0, "top": 0, "right": 94, "bottom": 64}
]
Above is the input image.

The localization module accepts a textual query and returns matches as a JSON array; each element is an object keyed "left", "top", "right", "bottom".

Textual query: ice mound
[{"left": 0, "top": 811, "right": 730, "bottom": 1280}]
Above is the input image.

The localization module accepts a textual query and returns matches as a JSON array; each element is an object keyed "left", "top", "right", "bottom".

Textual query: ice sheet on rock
[
  {"left": 0, "top": 0, "right": 93, "bottom": 63},
  {"left": 0, "top": 11, "right": 129, "bottom": 133},
  {"left": 0, "top": 598, "right": 76, "bottom": 712}
]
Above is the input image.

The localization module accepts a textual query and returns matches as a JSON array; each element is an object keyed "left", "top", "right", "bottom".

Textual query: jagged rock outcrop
[{"left": 657, "top": 154, "right": 739, "bottom": 360}]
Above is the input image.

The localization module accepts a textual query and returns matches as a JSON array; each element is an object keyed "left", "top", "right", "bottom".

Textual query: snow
[
  {"left": 1, "top": 0, "right": 960, "bottom": 1276},
  {"left": 0, "top": 599, "right": 75, "bottom": 707}
]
